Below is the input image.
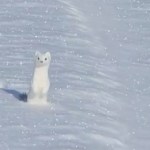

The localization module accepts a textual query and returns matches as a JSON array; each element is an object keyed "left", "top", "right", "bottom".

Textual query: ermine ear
[
  {"left": 45, "top": 52, "right": 51, "bottom": 58},
  {"left": 35, "top": 51, "right": 41, "bottom": 57}
]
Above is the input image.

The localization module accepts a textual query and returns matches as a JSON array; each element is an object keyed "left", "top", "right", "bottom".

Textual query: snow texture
[{"left": 0, "top": 0, "right": 150, "bottom": 150}]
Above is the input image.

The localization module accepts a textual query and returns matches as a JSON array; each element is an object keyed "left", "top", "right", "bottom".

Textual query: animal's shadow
[{"left": 1, "top": 88, "right": 27, "bottom": 102}]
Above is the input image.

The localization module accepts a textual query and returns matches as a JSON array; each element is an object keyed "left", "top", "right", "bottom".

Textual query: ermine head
[{"left": 35, "top": 51, "right": 51, "bottom": 67}]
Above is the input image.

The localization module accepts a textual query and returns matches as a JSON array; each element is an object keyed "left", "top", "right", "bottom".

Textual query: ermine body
[{"left": 27, "top": 51, "right": 51, "bottom": 105}]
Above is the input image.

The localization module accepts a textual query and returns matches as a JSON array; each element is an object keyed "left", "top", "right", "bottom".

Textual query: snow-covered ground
[{"left": 0, "top": 0, "right": 150, "bottom": 149}]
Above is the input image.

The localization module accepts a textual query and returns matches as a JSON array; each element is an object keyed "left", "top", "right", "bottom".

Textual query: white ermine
[{"left": 27, "top": 51, "right": 51, "bottom": 105}]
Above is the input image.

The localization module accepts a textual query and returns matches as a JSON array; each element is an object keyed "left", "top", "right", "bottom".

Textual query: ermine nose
[{"left": 40, "top": 61, "right": 43, "bottom": 63}]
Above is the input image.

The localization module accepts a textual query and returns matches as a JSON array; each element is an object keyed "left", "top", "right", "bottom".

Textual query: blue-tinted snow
[{"left": 0, "top": 0, "right": 150, "bottom": 150}]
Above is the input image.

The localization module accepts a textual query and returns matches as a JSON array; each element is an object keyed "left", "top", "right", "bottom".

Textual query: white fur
[{"left": 27, "top": 51, "right": 51, "bottom": 105}]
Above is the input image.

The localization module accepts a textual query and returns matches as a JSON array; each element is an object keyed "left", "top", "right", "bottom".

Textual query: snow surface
[{"left": 0, "top": 0, "right": 150, "bottom": 149}]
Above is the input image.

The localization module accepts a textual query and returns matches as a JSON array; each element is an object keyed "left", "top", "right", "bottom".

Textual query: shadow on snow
[{"left": 1, "top": 88, "right": 27, "bottom": 102}]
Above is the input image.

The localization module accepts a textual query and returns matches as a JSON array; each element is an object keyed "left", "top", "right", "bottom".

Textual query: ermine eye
[
  {"left": 45, "top": 58, "right": 47, "bottom": 61},
  {"left": 38, "top": 57, "right": 40, "bottom": 60}
]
